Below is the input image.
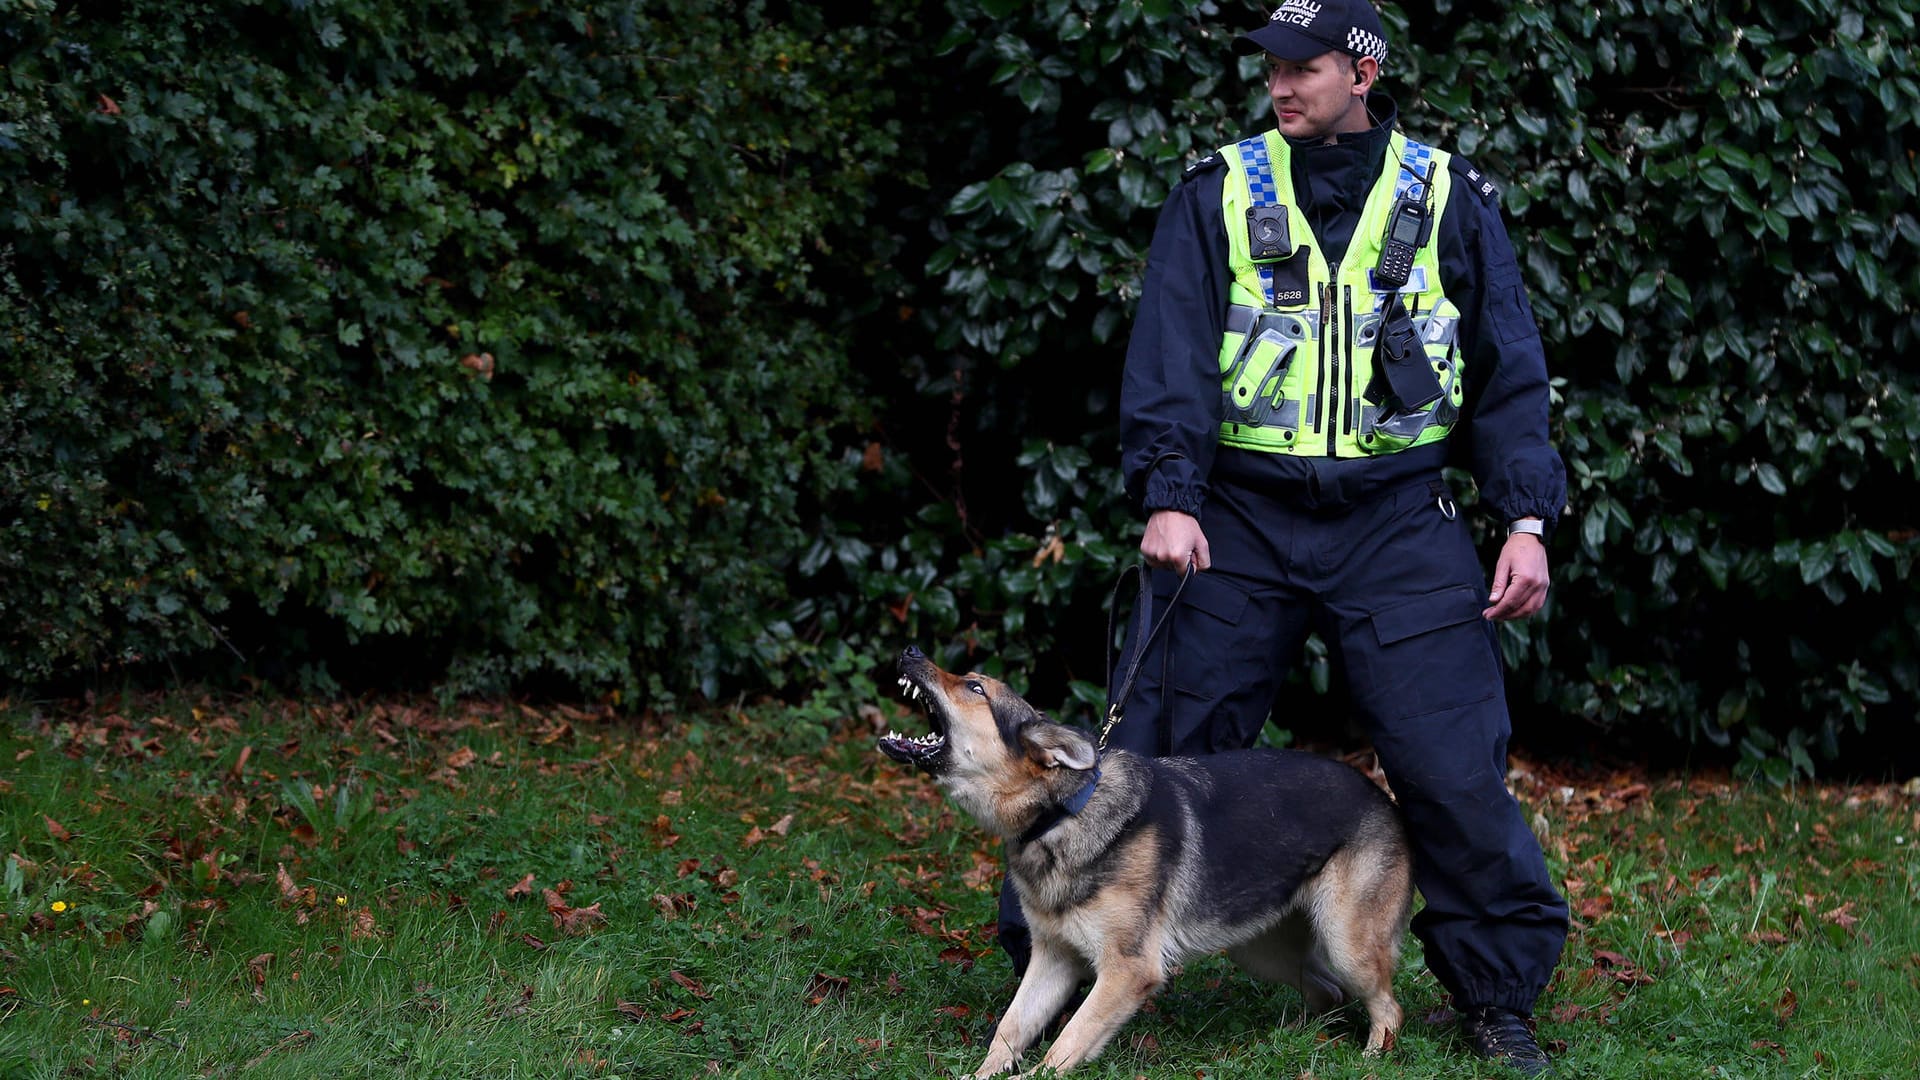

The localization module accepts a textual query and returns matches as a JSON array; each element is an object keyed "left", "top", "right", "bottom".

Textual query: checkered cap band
[{"left": 1347, "top": 27, "right": 1388, "bottom": 65}]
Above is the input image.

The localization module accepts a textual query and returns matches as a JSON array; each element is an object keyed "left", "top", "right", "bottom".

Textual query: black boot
[{"left": 1459, "top": 1005, "right": 1552, "bottom": 1075}]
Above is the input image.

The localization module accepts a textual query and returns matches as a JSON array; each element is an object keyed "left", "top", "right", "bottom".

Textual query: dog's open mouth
[{"left": 877, "top": 670, "right": 949, "bottom": 769}]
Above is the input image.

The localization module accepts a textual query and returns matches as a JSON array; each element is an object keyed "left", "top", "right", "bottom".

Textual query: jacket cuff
[
  {"left": 1141, "top": 459, "right": 1208, "bottom": 517},
  {"left": 1498, "top": 501, "right": 1561, "bottom": 538}
]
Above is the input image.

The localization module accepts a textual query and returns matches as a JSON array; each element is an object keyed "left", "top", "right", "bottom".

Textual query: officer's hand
[
  {"left": 1141, "top": 510, "right": 1211, "bottom": 572},
  {"left": 1484, "top": 533, "right": 1549, "bottom": 621}
]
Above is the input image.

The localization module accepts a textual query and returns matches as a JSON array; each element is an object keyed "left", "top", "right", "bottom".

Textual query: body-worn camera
[{"left": 1246, "top": 205, "right": 1292, "bottom": 264}]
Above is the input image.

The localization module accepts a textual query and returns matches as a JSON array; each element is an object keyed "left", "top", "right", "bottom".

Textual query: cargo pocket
[
  {"left": 1163, "top": 572, "right": 1265, "bottom": 754},
  {"left": 1360, "top": 585, "right": 1500, "bottom": 721}
]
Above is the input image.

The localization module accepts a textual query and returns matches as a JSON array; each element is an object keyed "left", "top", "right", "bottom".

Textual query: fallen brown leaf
[
  {"left": 506, "top": 873, "right": 535, "bottom": 901},
  {"left": 651, "top": 893, "right": 695, "bottom": 919},
  {"left": 803, "top": 973, "right": 849, "bottom": 1005},
  {"left": 1589, "top": 949, "right": 1655, "bottom": 986},
  {"left": 546, "top": 889, "right": 606, "bottom": 936},
  {"left": 275, "top": 864, "right": 301, "bottom": 904},
  {"left": 1775, "top": 986, "right": 1798, "bottom": 1025},
  {"left": 1574, "top": 895, "right": 1613, "bottom": 920},
  {"left": 1821, "top": 902, "right": 1859, "bottom": 932},
  {"left": 651, "top": 814, "right": 681, "bottom": 847},
  {"left": 670, "top": 970, "right": 712, "bottom": 1000}
]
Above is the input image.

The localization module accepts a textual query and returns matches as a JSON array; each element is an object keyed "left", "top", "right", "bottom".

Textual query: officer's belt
[{"left": 1213, "top": 441, "right": 1450, "bottom": 509}]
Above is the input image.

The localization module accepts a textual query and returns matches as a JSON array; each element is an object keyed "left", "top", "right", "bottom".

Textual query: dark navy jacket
[{"left": 1121, "top": 96, "right": 1566, "bottom": 525}]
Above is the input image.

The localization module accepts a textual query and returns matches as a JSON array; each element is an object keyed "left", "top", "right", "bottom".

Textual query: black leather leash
[
  {"left": 1098, "top": 559, "right": 1195, "bottom": 752},
  {"left": 1022, "top": 559, "right": 1194, "bottom": 846}
]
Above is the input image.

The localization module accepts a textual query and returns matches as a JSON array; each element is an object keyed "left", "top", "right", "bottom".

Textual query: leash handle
[{"left": 1099, "top": 558, "right": 1194, "bottom": 751}]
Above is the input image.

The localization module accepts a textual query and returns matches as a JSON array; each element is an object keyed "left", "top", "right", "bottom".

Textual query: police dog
[{"left": 879, "top": 645, "right": 1411, "bottom": 1077}]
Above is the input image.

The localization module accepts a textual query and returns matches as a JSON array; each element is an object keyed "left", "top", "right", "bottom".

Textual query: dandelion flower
[
  {"left": 335, "top": 895, "right": 347, "bottom": 906},
  {"left": 51, "top": 901, "right": 68, "bottom": 913}
]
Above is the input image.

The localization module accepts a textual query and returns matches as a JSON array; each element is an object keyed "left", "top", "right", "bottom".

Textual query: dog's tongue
[{"left": 877, "top": 723, "right": 947, "bottom": 772}]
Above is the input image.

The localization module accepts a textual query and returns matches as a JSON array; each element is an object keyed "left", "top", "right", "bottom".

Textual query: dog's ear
[{"left": 1020, "top": 722, "right": 1098, "bottom": 772}]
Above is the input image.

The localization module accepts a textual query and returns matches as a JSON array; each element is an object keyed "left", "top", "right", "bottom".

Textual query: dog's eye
[{"left": 967, "top": 681, "right": 986, "bottom": 696}]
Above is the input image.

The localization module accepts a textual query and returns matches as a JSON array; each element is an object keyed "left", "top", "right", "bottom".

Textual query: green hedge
[
  {"left": 2, "top": 0, "right": 916, "bottom": 699},
  {"left": 5, "top": 0, "right": 1917, "bottom": 773}
]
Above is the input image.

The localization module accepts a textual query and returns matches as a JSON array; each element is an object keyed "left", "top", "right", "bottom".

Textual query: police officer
[{"left": 1113, "top": 0, "right": 1568, "bottom": 1073}]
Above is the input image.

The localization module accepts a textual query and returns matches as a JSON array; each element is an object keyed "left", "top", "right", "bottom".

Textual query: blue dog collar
[{"left": 1018, "top": 764, "right": 1102, "bottom": 846}]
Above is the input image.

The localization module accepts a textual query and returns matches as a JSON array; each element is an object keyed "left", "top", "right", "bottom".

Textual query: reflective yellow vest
[{"left": 1216, "top": 129, "right": 1465, "bottom": 456}]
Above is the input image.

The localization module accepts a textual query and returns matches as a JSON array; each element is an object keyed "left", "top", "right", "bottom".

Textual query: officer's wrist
[{"left": 1506, "top": 517, "right": 1546, "bottom": 540}]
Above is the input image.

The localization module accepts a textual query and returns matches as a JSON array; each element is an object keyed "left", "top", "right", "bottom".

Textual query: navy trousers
[{"left": 998, "top": 472, "right": 1567, "bottom": 1015}]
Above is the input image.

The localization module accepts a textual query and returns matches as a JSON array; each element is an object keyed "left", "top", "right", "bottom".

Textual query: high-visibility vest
[{"left": 1216, "top": 129, "right": 1464, "bottom": 456}]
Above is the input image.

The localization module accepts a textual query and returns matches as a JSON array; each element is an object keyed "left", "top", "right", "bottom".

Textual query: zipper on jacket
[
  {"left": 1324, "top": 261, "right": 1340, "bottom": 456},
  {"left": 1342, "top": 283, "right": 1356, "bottom": 436},
  {"left": 1313, "top": 263, "right": 1333, "bottom": 441}
]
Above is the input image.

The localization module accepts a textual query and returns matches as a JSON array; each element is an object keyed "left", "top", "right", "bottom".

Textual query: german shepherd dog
[{"left": 879, "top": 645, "right": 1411, "bottom": 1077}]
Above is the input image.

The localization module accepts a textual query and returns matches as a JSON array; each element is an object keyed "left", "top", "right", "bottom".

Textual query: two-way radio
[
  {"left": 1369, "top": 156, "right": 1445, "bottom": 417},
  {"left": 1373, "top": 159, "right": 1437, "bottom": 290}
]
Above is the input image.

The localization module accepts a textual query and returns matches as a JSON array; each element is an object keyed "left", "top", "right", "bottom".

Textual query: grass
[{"left": 1, "top": 692, "right": 1917, "bottom": 1078}]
